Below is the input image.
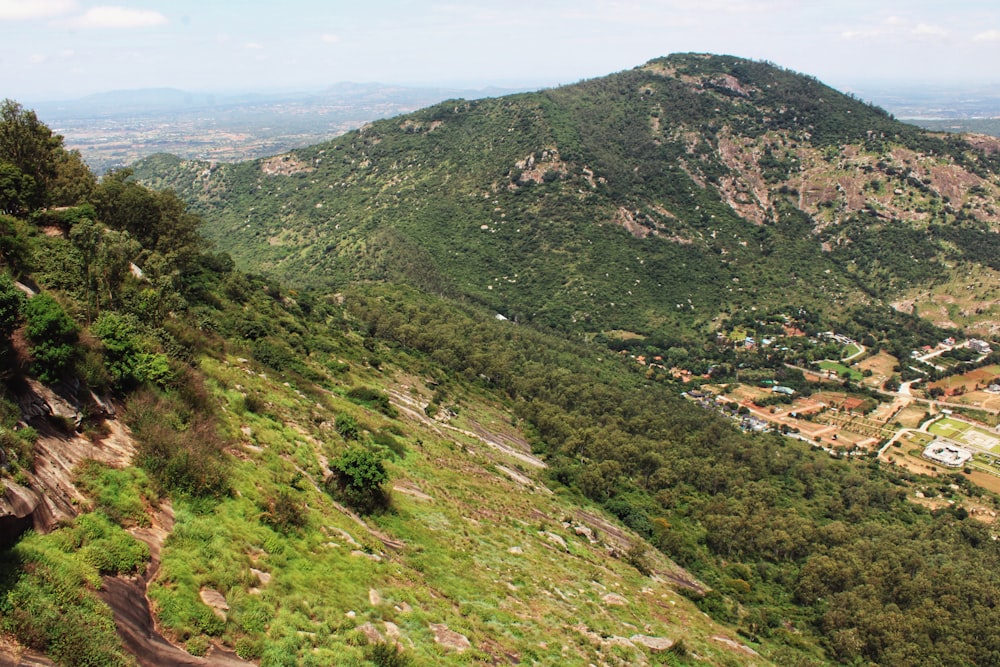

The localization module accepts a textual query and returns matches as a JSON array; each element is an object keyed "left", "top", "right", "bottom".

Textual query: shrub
[
  {"left": 326, "top": 446, "right": 390, "bottom": 514},
  {"left": 186, "top": 635, "right": 210, "bottom": 656},
  {"left": 126, "top": 389, "right": 229, "bottom": 498},
  {"left": 371, "top": 429, "right": 407, "bottom": 459},
  {"left": 345, "top": 386, "right": 397, "bottom": 417},
  {"left": 23, "top": 293, "right": 78, "bottom": 382},
  {"left": 364, "top": 642, "right": 412, "bottom": 667},
  {"left": 74, "top": 460, "right": 154, "bottom": 527},
  {"left": 234, "top": 636, "right": 264, "bottom": 660},
  {"left": 252, "top": 338, "right": 296, "bottom": 372},
  {"left": 261, "top": 490, "right": 307, "bottom": 534},
  {"left": 0, "top": 271, "right": 24, "bottom": 339},
  {"left": 92, "top": 312, "right": 173, "bottom": 389},
  {"left": 334, "top": 413, "right": 359, "bottom": 440}
]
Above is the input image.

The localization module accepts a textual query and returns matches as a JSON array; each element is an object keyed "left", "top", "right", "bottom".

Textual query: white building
[
  {"left": 922, "top": 441, "right": 973, "bottom": 468},
  {"left": 968, "top": 339, "right": 992, "bottom": 355}
]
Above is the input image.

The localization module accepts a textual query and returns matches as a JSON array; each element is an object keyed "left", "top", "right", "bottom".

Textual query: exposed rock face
[
  {"left": 199, "top": 588, "right": 230, "bottom": 621},
  {"left": 630, "top": 634, "right": 674, "bottom": 651},
  {"left": 601, "top": 593, "right": 629, "bottom": 606},
  {"left": 357, "top": 623, "right": 385, "bottom": 644},
  {"left": 429, "top": 623, "right": 471, "bottom": 652},
  {"left": 0, "top": 380, "right": 128, "bottom": 544},
  {"left": 0, "top": 481, "right": 50, "bottom": 547}
]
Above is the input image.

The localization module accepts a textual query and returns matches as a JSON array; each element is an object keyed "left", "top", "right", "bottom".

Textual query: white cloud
[
  {"left": 973, "top": 29, "right": 1000, "bottom": 42},
  {"left": 244, "top": 42, "right": 264, "bottom": 50},
  {"left": 74, "top": 6, "right": 168, "bottom": 29},
  {"left": 840, "top": 16, "right": 949, "bottom": 42},
  {"left": 0, "top": 0, "right": 75, "bottom": 20},
  {"left": 29, "top": 54, "right": 47, "bottom": 64},
  {"left": 321, "top": 33, "right": 340, "bottom": 44},
  {"left": 912, "top": 23, "right": 949, "bottom": 39},
  {"left": 840, "top": 27, "right": 881, "bottom": 40}
]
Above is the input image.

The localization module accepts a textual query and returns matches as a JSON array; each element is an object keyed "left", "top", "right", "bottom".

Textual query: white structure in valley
[{"left": 923, "top": 440, "right": 973, "bottom": 468}]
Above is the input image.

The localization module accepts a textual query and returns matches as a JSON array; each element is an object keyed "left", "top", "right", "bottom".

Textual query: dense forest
[{"left": 351, "top": 285, "right": 1000, "bottom": 666}]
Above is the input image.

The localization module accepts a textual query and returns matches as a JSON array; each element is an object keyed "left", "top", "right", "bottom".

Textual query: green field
[
  {"left": 929, "top": 416, "right": 974, "bottom": 439},
  {"left": 819, "top": 360, "right": 864, "bottom": 381},
  {"left": 927, "top": 417, "right": 1000, "bottom": 452},
  {"left": 841, "top": 343, "right": 862, "bottom": 359}
]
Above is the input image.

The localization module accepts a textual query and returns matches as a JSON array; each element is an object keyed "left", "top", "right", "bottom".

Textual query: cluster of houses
[
  {"left": 969, "top": 339, "right": 992, "bottom": 355},
  {"left": 684, "top": 389, "right": 772, "bottom": 434},
  {"left": 910, "top": 337, "right": 992, "bottom": 360}
]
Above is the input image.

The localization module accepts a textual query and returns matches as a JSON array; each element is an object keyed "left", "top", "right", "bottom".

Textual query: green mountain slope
[
  {"left": 7, "top": 88, "right": 1000, "bottom": 667},
  {"left": 135, "top": 53, "right": 1000, "bottom": 338},
  {"left": 0, "top": 98, "right": 756, "bottom": 666}
]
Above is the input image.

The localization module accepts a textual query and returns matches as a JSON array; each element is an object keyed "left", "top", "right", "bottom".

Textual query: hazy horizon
[{"left": 3, "top": 1, "right": 1000, "bottom": 104}]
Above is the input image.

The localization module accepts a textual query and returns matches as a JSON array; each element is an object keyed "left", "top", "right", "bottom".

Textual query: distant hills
[
  {"left": 135, "top": 53, "right": 1000, "bottom": 339},
  {"left": 37, "top": 83, "right": 529, "bottom": 172},
  {"left": 34, "top": 83, "right": 526, "bottom": 119}
]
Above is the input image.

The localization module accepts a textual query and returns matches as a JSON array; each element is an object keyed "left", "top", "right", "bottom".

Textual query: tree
[
  {"left": 0, "top": 100, "right": 63, "bottom": 208},
  {"left": 0, "top": 161, "right": 35, "bottom": 215},
  {"left": 326, "top": 446, "right": 390, "bottom": 514},
  {"left": 69, "top": 218, "right": 103, "bottom": 321},
  {"left": 0, "top": 272, "right": 25, "bottom": 339},
  {"left": 92, "top": 312, "right": 172, "bottom": 389},
  {"left": 92, "top": 171, "right": 201, "bottom": 273},
  {"left": 23, "top": 293, "right": 78, "bottom": 382}
]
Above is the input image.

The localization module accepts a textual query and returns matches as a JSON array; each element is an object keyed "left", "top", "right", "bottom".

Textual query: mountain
[
  {"left": 7, "top": 57, "right": 1000, "bottom": 667},
  {"left": 0, "top": 98, "right": 753, "bottom": 666},
  {"left": 134, "top": 52, "right": 1000, "bottom": 341}
]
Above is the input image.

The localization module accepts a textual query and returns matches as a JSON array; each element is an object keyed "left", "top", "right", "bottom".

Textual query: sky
[{"left": 3, "top": 0, "right": 1000, "bottom": 103}]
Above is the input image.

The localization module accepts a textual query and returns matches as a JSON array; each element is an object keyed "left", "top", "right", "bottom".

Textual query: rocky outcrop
[{"left": 0, "top": 480, "right": 52, "bottom": 547}]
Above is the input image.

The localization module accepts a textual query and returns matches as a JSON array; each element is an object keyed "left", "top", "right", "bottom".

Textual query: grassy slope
[{"left": 148, "top": 347, "right": 760, "bottom": 666}]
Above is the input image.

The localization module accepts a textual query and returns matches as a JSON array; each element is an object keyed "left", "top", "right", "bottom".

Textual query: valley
[{"left": 3, "top": 53, "right": 1000, "bottom": 667}]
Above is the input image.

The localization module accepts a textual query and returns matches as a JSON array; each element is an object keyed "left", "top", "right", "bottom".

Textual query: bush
[
  {"left": 74, "top": 460, "right": 154, "bottom": 527},
  {"left": 186, "top": 635, "right": 210, "bottom": 656},
  {"left": 92, "top": 312, "right": 173, "bottom": 389},
  {"left": 252, "top": 338, "right": 296, "bottom": 372},
  {"left": 371, "top": 429, "right": 407, "bottom": 459},
  {"left": 23, "top": 293, "right": 78, "bottom": 382},
  {"left": 364, "top": 642, "right": 412, "bottom": 667},
  {"left": 234, "top": 636, "right": 264, "bottom": 660},
  {"left": 126, "top": 389, "right": 229, "bottom": 498},
  {"left": 261, "top": 490, "right": 307, "bottom": 534},
  {"left": 0, "top": 271, "right": 24, "bottom": 339},
  {"left": 346, "top": 386, "right": 397, "bottom": 417},
  {"left": 335, "top": 413, "right": 359, "bottom": 440},
  {"left": 326, "top": 446, "right": 390, "bottom": 514}
]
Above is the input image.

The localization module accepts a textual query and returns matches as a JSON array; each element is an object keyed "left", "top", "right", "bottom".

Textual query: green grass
[
  {"left": 929, "top": 417, "right": 974, "bottom": 439},
  {"left": 0, "top": 513, "right": 146, "bottom": 667},
  {"left": 136, "top": 351, "right": 743, "bottom": 666},
  {"left": 819, "top": 360, "right": 863, "bottom": 381},
  {"left": 841, "top": 343, "right": 862, "bottom": 359}
]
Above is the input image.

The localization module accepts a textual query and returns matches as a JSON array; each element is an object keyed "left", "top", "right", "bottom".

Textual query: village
[{"left": 658, "top": 325, "right": 1000, "bottom": 490}]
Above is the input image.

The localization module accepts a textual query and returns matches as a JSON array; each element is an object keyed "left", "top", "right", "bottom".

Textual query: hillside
[
  {"left": 135, "top": 53, "right": 1000, "bottom": 340},
  {"left": 0, "top": 98, "right": 755, "bottom": 666},
  {"left": 6, "top": 57, "right": 1000, "bottom": 667}
]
